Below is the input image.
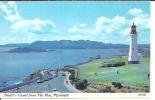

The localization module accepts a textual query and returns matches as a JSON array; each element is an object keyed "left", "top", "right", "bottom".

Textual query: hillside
[{"left": 3, "top": 40, "right": 150, "bottom": 53}]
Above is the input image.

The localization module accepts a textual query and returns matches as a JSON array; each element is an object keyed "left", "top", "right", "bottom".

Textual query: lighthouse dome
[{"left": 131, "top": 23, "right": 136, "bottom": 28}]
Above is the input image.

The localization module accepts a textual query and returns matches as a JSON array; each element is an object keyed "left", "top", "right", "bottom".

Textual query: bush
[
  {"left": 83, "top": 79, "right": 88, "bottom": 86},
  {"left": 75, "top": 79, "right": 88, "bottom": 90},
  {"left": 112, "top": 82, "right": 123, "bottom": 89},
  {"left": 116, "top": 61, "right": 125, "bottom": 66},
  {"left": 102, "top": 61, "right": 125, "bottom": 67},
  {"left": 69, "top": 74, "right": 75, "bottom": 81},
  {"left": 68, "top": 69, "right": 75, "bottom": 75}
]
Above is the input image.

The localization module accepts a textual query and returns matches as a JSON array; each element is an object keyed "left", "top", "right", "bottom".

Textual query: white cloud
[
  {"left": 0, "top": 1, "right": 57, "bottom": 36},
  {"left": 0, "top": 2, "right": 150, "bottom": 44},
  {"left": 95, "top": 16, "right": 127, "bottom": 33},
  {"left": 120, "top": 28, "right": 130, "bottom": 36},
  {"left": 68, "top": 15, "right": 127, "bottom": 37},
  {"left": 95, "top": 16, "right": 111, "bottom": 32},
  {"left": 96, "top": 16, "right": 111, "bottom": 26},
  {"left": 68, "top": 23, "right": 91, "bottom": 34},
  {"left": 128, "top": 8, "right": 143, "bottom": 16},
  {"left": 0, "top": 1, "right": 21, "bottom": 23},
  {"left": 79, "top": 23, "right": 87, "bottom": 27},
  {"left": 67, "top": 8, "right": 149, "bottom": 44},
  {"left": 129, "top": 14, "right": 150, "bottom": 30},
  {"left": 11, "top": 18, "right": 56, "bottom": 34},
  {"left": 68, "top": 26, "right": 78, "bottom": 33},
  {"left": 0, "top": 1, "right": 60, "bottom": 44},
  {"left": 121, "top": 8, "right": 150, "bottom": 43}
]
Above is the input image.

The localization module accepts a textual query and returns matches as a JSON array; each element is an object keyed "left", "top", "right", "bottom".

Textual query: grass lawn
[{"left": 78, "top": 56, "right": 150, "bottom": 88}]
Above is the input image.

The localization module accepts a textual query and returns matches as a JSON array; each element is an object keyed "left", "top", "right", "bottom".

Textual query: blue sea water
[{"left": 0, "top": 48, "right": 127, "bottom": 87}]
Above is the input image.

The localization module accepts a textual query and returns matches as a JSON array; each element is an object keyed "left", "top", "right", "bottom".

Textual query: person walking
[
  {"left": 117, "top": 70, "right": 119, "bottom": 75},
  {"left": 148, "top": 73, "right": 150, "bottom": 79}
]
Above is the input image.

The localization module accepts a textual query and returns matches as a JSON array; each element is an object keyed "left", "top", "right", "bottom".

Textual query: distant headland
[{"left": 0, "top": 40, "right": 150, "bottom": 53}]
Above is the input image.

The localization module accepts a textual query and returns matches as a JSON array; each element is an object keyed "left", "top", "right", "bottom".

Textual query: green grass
[{"left": 78, "top": 56, "right": 150, "bottom": 87}]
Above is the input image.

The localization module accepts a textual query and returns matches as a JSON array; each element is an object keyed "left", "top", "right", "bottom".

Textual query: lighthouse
[{"left": 128, "top": 23, "right": 139, "bottom": 64}]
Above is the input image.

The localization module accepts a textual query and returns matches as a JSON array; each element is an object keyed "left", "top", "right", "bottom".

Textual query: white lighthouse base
[{"left": 128, "top": 61, "right": 139, "bottom": 64}]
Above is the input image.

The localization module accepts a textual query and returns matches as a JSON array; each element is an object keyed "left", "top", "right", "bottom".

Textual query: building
[{"left": 128, "top": 23, "right": 139, "bottom": 64}]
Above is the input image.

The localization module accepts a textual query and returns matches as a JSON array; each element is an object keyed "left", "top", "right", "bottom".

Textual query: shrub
[
  {"left": 69, "top": 74, "right": 75, "bottom": 81},
  {"left": 112, "top": 82, "right": 123, "bottom": 89},
  {"left": 116, "top": 61, "right": 125, "bottom": 66},
  {"left": 83, "top": 79, "right": 88, "bottom": 86},
  {"left": 102, "top": 61, "right": 125, "bottom": 67},
  {"left": 68, "top": 69, "right": 75, "bottom": 75},
  {"left": 75, "top": 79, "right": 88, "bottom": 90}
]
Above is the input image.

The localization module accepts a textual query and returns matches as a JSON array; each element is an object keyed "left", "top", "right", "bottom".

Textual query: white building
[{"left": 128, "top": 23, "right": 139, "bottom": 64}]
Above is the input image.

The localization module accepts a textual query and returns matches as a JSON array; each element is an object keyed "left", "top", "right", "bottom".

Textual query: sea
[{"left": 0, "top": 47, "right": 128, "bottom": 92}]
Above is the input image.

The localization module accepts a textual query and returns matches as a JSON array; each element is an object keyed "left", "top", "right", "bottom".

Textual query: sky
[{"left": 0, "top": 1, "right": 150, "bottom": 45}]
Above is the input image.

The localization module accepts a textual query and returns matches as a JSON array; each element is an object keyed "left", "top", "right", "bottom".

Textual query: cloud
[
  {"left": 0, "top": 1, "right": 21, "bottom": 23},
  {"left": 0, "top": 1, "right": 58, "bottom": 36},
  {"left": 129, "top": 14, "right": 150, "bottom": 30},
  {"left": 68, "top": 15, "right": 127, "bottom": 37},
  {"left": 128, "top": 8, "right": 143, "bottom": 16},
  {"left": 95, "top": 16, "right": 127, "bottom": 33},
  {"left": 68, "top": 26, "right": 78, "bottom": 33},
  {"left": 79, "top": 23, "right": 87, "bottom": 27},
  {"left": 68, "top": 16, "right": 127, "bottom": 37},
  {"left": 67, "top": 8, "right": 150, "bottom": 44},
  {"left": 11, "top": 18, "right": 56, "bottom": 34},
  {"left": 120, "top": 28, "right": 130, "bottom": 36},
  {"left": 68, "top": 23, "right": 91, "bottom": 34},
  {"left": 0, "top": 2, "right": 150, "bottom": 44}
]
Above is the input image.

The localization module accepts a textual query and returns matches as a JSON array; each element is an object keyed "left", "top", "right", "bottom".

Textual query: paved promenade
[{"left": 64, "top": 72, "right": 81, "bottom": 93}]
